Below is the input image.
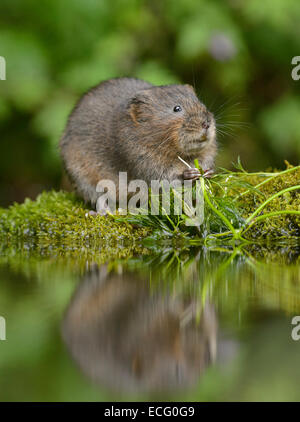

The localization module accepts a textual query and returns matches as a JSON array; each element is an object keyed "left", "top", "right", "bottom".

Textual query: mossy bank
[
  {"left": 0, "top": 163, "right": 299, "bottom": 256},
  {"left": 0, "top": 191, "right": 150, "bottom": 261}
]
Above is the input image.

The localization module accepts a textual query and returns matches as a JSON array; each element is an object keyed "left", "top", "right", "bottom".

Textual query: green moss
[
  {"left": 0, "top": 191, "right": 150, "bottom": 255},
  {"left": 232, "top": 163, "right": 300, "bottom": 240}
]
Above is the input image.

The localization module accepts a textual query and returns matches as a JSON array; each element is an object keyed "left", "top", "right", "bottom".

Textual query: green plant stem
[
  {"left": 245, "top": 185, "right": 300, "bottom": 224},
  {"left": 210, "top": 231, "right": 234, "bottom": 238},
  {"left": 242, "top": 210, "right": 300, "bottom": 236},
  {"left": 239, "top": 165, "right": 300, "bottom": 199},
  {"left": 200, "top": 178, "right": 238, "bottom": 237}
]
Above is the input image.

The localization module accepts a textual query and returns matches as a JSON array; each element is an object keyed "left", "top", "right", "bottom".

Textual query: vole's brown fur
[{"left": 60, "top": 77, "right": 217, "bottom": 207}]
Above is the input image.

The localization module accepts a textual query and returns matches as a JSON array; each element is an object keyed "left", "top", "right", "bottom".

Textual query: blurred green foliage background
[{"left": 0, "top": 0, "right": 300, "bottom": 206}]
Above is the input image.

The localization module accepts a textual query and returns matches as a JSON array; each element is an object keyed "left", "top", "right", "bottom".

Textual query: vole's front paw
[
  {"left": 203, "top": 168, "right": 214, "bottom": 178},
  {"left": 183, "top": 168, "right": 201, "bottom": 181}
]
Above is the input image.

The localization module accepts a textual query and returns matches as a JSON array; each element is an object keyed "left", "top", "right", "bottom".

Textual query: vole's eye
[{"left": 173, "top": 105, "right": 182, "bottom": 112}]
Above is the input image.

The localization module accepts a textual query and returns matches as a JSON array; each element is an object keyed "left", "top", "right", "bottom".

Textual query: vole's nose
[{"left": 202, "top": 121, "right": 210, "bottom": 130}]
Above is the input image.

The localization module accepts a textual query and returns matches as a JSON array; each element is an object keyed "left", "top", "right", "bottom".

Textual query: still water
[{"left": 0, "top": 241, "right": 299, "bottom": 401}]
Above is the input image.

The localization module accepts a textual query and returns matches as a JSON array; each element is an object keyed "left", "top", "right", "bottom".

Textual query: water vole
[{"left": 59, "top": 77, "right": 217, "bottom": 209}]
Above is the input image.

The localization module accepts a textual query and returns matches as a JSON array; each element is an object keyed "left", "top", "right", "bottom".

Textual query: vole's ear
[
  {"left": 184, "top": 84, "right": 196, "bottom": 93},
  {"left": 128, "top": 91, "right": 150, "bottom": 124}
]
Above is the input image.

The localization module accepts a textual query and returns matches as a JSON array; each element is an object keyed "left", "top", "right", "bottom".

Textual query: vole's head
[{"left": 128, "top": 84, "right": 216, "bottom": 158}]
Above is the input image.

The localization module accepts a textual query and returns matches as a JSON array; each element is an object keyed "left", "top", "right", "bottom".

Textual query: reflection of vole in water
[
  {"left": 59, "top": 78, "right": 217, "bottom": 212},
  {"left": 62, "top": 268, "right": 218, "bottom": 395}
]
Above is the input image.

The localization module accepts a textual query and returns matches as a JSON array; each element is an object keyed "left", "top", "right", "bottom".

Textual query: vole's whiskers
[{"left": 214, "top": 96, "right": 250, "bottom": 141}]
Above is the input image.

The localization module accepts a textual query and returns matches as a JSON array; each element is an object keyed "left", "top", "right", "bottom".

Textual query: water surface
[{"left": 0, "top": 242, "right": 299, "bottom": 401}]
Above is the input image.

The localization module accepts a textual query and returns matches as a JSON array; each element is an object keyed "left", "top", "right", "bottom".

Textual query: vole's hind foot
[
  {"left": 85, "top": 210, "right": 99, "bottom": 218},
  {"left": 183, "top": 168, "right": 201, "bottom": 181},
  {"left": 85, "top": 208, "right": 111, "bottom": 218}
]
